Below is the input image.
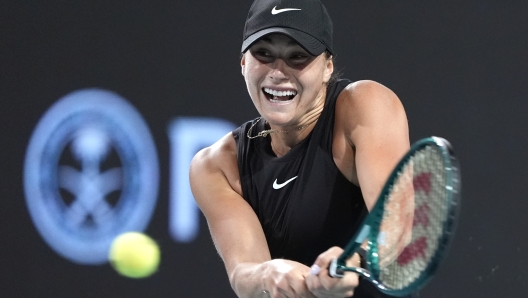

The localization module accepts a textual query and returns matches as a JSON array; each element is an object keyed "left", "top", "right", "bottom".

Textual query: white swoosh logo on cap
[
  {"left": 273, "top": 176, "right": 298, "bottom": 189},
  {"left": 271, "top": 6, "right": 302, "bottom": 15}
]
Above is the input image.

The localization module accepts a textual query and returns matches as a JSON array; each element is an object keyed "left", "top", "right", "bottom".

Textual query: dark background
[{"left": 2, "top": 0, "right": 528, "bottom": 297}]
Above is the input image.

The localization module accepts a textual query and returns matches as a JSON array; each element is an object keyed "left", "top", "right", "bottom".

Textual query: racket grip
[{"left": 329, "top": 259, "right": 345, "bottom": 278}]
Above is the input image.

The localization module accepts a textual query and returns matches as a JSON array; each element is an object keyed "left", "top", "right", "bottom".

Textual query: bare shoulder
[
  {"left": 335, "top": 80, "right": 408, "bottom": 137},
  {"left": 339, "top": 80, "right": 405, "bottom": 118},
  {"left": 191, "top": 131, "right": 237, "bottom": 172},
  {"left": 190, "top": 132, "right": 242, "bottom": 202},
  {"left": 332, "top": 80, "right": 409, "bottom": 185}
]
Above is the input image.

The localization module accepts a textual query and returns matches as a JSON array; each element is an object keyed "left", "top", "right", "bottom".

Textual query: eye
[
  {"left": 256, "top": 50, "right": 270, "bottom": 57},
  {"left": 290, "top": 53, "right": 307, "bottom": 60},
  {"left": 251, "top": 48, "right": 274, "bottom": 62},
  {"left": 289, "top": 52, "right": 310, "bottom": 64}
]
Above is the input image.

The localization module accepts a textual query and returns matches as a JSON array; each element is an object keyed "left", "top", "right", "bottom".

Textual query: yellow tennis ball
[{"left": 109, "top": 232, "right": 160, "bottom": 278}]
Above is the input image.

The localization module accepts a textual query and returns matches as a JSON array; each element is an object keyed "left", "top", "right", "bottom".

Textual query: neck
[{"left": 268, "top": 114, "right": 319, "bottom": 157}]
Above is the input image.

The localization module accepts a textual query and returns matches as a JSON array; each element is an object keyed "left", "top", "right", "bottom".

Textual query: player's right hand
[
  {"left": 305, "top": 246, "right": 360, "bottom": 298},
  {"left": 261, "top": 259, "right": 318, "bottom": 298}
]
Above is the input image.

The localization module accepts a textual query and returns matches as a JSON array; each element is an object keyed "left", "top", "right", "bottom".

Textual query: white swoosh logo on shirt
[
  {"left": 271, "top": 6, "right": 302, "bottom": 15},
  {"left": 273, "top": 176, "right": 298, "bottom": 189}
]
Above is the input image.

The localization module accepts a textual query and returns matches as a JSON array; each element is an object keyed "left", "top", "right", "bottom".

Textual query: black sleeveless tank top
[{"left": 233, "top": 79, "right": 413, "bottom": 298}]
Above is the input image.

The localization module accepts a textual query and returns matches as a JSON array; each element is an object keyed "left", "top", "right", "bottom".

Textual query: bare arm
[
  {"left": 306, "top": 80, "right": 411, "bottom": 296},
  {"left": 190, "top": 133, "right": 316, "bottom": 298},
  {"left": 340, "top": 80, "right": 410, "bottom": 209},
  {"left": 344, "top": 80, "right": 412, "bottom": 266}
]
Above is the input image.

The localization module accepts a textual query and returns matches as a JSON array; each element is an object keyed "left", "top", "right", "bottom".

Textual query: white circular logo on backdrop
[{"left": 24, "top": 89, "right": 159, "bottom": 264}]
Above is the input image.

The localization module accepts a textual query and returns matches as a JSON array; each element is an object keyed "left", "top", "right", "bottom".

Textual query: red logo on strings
[
  {"left": 414, "top": 204, "right": 430, "bottom": 228},
  {"left": 397, "top": 237, "right": 427, "bottom": 265},
  {"left": 393, "top": 172, "right": 436, "bottom": 266},
  {"left": 397, "top": 169, "right": 432, "bottom": 266},
  {"left": 413, "top": 172, "right": 432, "bottom": 194}
]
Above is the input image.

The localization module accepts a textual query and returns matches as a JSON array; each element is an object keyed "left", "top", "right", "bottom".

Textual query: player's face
[{"left": 241, "top": 34, "right": 333, "bottom": 128}]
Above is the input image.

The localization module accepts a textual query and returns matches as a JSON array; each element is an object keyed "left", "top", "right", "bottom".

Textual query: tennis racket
[{"left": 329, "top": 136, "right": 461, "bottom": 297}]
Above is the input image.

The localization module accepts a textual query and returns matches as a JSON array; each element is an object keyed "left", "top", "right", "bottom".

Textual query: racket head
[{"left": 332, "top": 137, "right": 461, "bottom": 296}]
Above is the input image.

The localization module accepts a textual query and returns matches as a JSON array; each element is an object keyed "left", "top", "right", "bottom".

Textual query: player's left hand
[{"left": 305, "top": 247, "right": 360, "bottom": 298}]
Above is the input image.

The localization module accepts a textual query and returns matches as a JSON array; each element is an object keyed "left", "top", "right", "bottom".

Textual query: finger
[
  {"left": 269, "top": 276, "right": 315, "bottom": 298},
  {"left": 318, "top": 269, "right": 359, "bottom": 295},
  {"left": 311, "top": 246, "right": 343, "bottom": 273},
  {"left": 307, "top": 274, "right": 344, "bottom": 298},
  {"left": 271, "top": 288, "right": 290, "bottom": 298},
  {"left": 276, "top": 287, "right": 313, "bottom": 298},
  {"left": 291, "top": 276, "right": 318, "bottom": 298},
  {"left": 309, "top": 264, "right": 321, "bottom": 275},
  {"left": 313, "top": 258, "right": 360, "bottom": 296},
  {"left": 305, "top": 269, "right": 319, "bottom": 287}
]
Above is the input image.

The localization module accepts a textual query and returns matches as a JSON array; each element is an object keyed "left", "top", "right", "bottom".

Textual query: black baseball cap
[{"left": 241, "top": 0, "right": 334, "bottom": 56}]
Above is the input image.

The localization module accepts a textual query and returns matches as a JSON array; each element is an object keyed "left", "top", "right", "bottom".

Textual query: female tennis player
[{"left": 190, "top": 0, "right": 412, "bottom": 297}]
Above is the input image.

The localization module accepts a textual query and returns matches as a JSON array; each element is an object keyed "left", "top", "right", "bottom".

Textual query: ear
[
  {"left": 323, "top": 56, "right": 334, "bottom": 84},
  {"left": 240, "top": 53, "right": 246, "bottom": 76}
]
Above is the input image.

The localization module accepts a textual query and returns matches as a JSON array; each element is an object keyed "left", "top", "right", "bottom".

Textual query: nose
[{"left": 269, "top": 59, "right": 289, "bottom": 81}]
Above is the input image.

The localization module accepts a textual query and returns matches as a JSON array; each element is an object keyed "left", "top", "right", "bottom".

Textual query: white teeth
[{"left": 264, "top": 88, "right": 297, "bottom": 97}]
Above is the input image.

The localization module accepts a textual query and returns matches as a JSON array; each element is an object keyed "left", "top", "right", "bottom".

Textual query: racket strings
[{"left": 377, "top": 146, "right": 449, "bottom": 290}]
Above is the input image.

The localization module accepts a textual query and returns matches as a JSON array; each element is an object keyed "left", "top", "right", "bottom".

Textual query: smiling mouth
[{"left": 263, "top": 87, "right": 297, "bottom": 102}]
